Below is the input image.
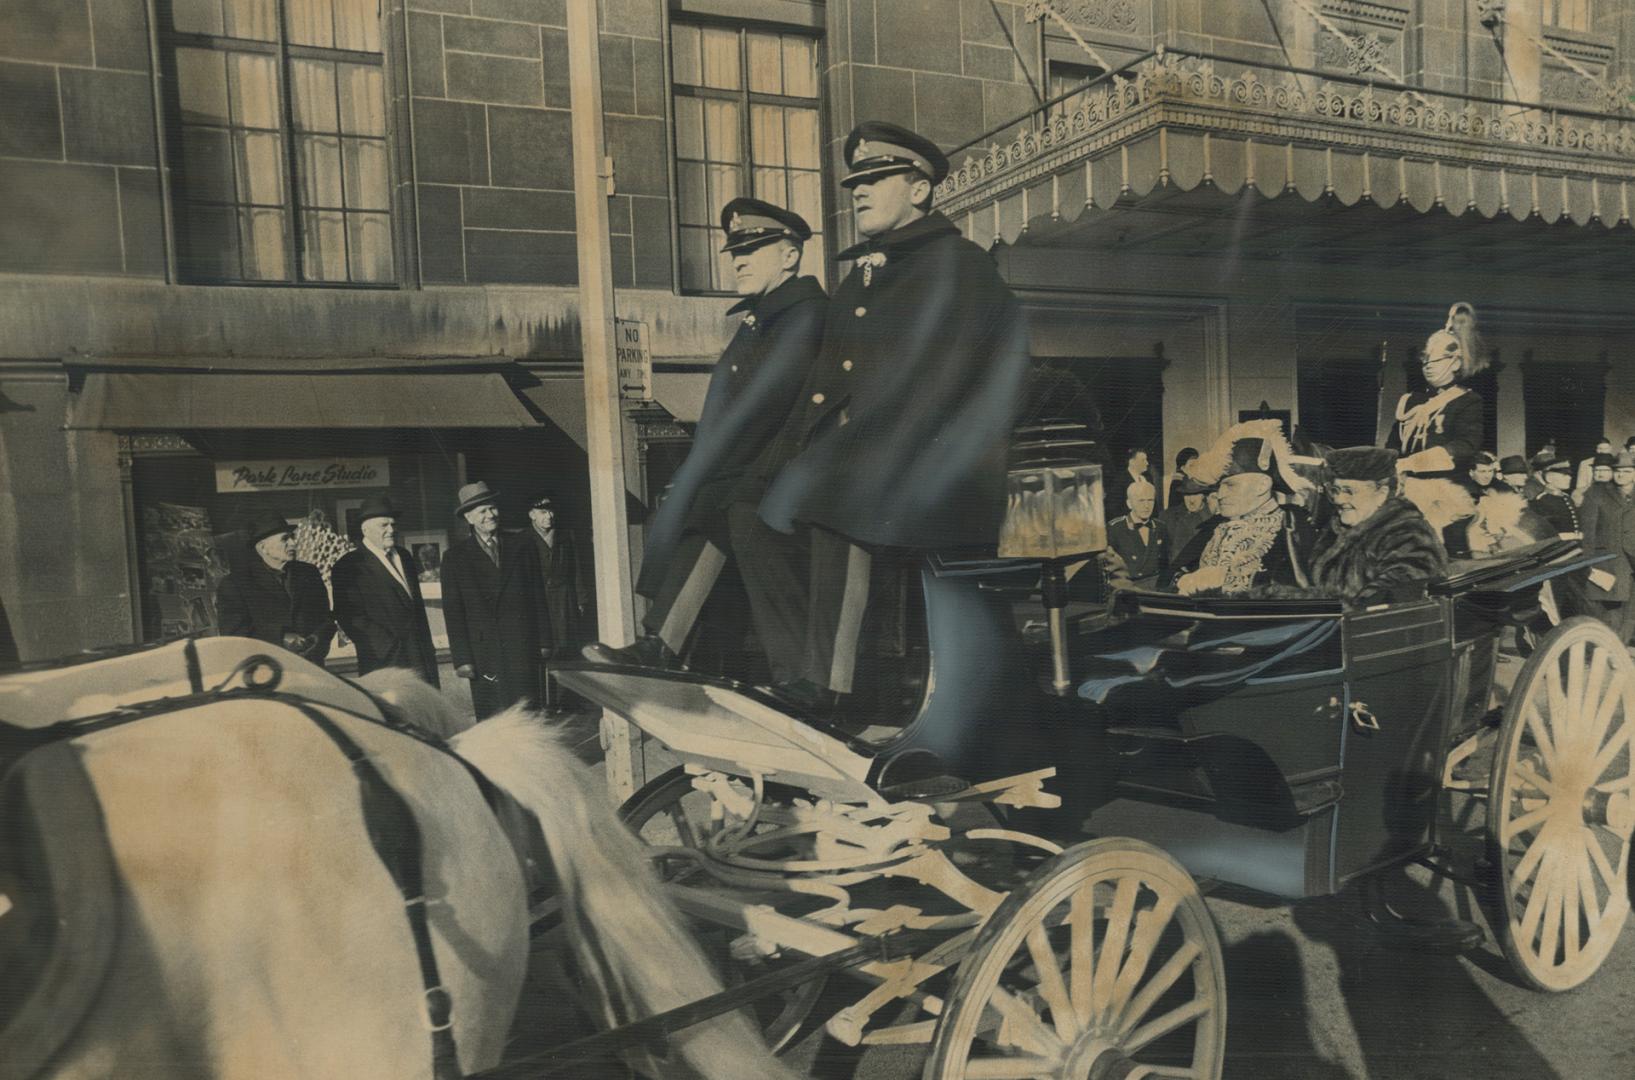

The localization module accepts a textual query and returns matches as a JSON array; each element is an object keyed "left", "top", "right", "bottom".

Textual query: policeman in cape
[
  {"left": 591, "top": 198, "right": 827, "bottom": 670},
  {"left": 749, "top": 120, "right": 1031, "bottom": 714}
]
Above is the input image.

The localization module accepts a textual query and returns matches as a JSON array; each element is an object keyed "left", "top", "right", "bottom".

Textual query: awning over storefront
[
  {"left": 65, "top": 357, "right": 544, "bottom": 432},
  {"left": 938, "top": 48, "right": 1635, "bottom": 266}
]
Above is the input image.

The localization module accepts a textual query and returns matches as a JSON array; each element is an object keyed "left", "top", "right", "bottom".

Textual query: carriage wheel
[
  {"left": 1487, "top": 616, "right": 1635, "bottom": 992},
  {"left": 618, "top": 766, "right": 825, "bottom": 1053},
  {"left": 925, "top": 839, "right": 1225, "bottom": 1080}
]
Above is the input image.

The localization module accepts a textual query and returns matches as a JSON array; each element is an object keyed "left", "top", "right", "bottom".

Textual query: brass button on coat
[
  {"left": 842, "top": 360, "right": 853, "bottom": 371},
  {"left": 812, "top": 392, "right": 826, "bottom": 405},
  {"left": 854, "top": 306, "right": 867, "bottom": 317}
]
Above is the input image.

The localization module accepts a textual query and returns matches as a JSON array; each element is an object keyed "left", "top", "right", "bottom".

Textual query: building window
[
  {"left": 163, "top": 0, "right": 394, "bottom": 284},
  {"left": 670, "top": 22, "right": 824, "bottom": 292},
  {"left": 1545, "top": 1, "right": 1592, "bottom": 32},
  {"left": 1045, "top": 60, "right": 1104, "bottom": 124}
]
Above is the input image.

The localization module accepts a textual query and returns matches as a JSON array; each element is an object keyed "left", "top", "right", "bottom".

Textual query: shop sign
[
  {"left": 215, "top": 457, "right": 390, "bottom": 494},
  {"left": 615, "top": 317, "right": 653, "bottom": 401}
]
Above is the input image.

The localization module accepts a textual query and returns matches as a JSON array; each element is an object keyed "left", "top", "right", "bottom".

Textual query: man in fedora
[
  {"left": 216, "top": 516, "right": 333, "bottom": 662},
  {"left": 749, "top": 120, "right": 1031, "bottom": 713},
  {"left": 331, "top": 498, "right": 439, "bottom": 685},
  {"left": 593, "top": 197, "right": 826, "bottom": 675},
  {"left": 440, "top": 482, "right": 548, "bottom": 718}
]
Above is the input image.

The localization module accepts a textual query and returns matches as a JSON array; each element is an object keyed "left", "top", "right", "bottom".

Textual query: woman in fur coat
[{"left": 1310, "top": 447, "right": 1449, "bottom": 606}]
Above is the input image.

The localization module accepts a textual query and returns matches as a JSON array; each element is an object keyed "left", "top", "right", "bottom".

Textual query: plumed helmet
[
  {"left": 1422, "top": 302, "right": 1486, "bottom": 380},
  {"left": 1183, "top": 418, "right": 1314, "bottom": 496}
]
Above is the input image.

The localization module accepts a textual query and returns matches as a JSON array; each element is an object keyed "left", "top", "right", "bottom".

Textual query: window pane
[
  {"left": 297, "top": 134, "right": 344, "bottom": 207},
  {"left": 750, "top": 105, "right": 785, "bottom": 166},
  {"left": 706, "top": 162, "right": 740, "bottom": 212},
  {"left": 180, "top": 126, "right": 236, "bottom": 202},
  {"left": 180, "top": 204, "right": 241, "bottom": 278},
  {"left": 752, "top": 166, "right": 784, "bottom": 202},
  {"left": 347, "top": 212, "right": 393, "bottom": 281},
  {"left": 671, "top": 23, "right": 701, "bottom": 86},
  {"left": 337, "top": 64, "right": 384, "bottom": 135},
  {"left": 287, "top": 0, "right": 335, "bottom": 49},
  {"left": 789, "top": 169, "right": 822, "bottom": 227},
  {"left": 333, "top": 0, "right": 380, "bottom": 52},
  {"left": 673, "top": 95, "right": 704, "bottom": 161},
  {"left": 229, "top": 52, "right": 280, "bottom": 128},
  {"left": 700, "top": 27, "right": 740, "bottom": 90},
  {"left": 342, "top": 138, "right": 389, "bottom": 210},
  {"left": 782, "top": 36, "right": 817, "bottom": 98},
  {"left": 234, "top": 130, "right": 285, "bottom": 205},
  {"left": 676, "top": 161, "right": 709, "bottom": 225},
  {"left": 172, "top": 0, "right": 223, "bottom": 36},
  {"left": 786, "top": 108, "right": 819, "bottom": 169},
  {"left": 679, "top": 226, "right": 713, "bottom": 290},
  {"left": 175, "top": 48, "right": 230, "bottom": 125},
  {"left": 240, "top": 207, "right": 288, "bottom": 279},
  {"left": 703, "top": 99, "right": 740, "bottom": 162},
  {"left": 747, "top": 32, "right": 781, "bottom": 95},
  {"left": 301, "top": 209, "right": 348, "bottom": 280},
  {"left": 224, "top": 0, "right": 277, "bottom": 41},
  {"left": 291, "top": 59, "right": 340, "bottom": 132},
  {"left": 715, "top": 247, "right": 734, "bottom": 290}
]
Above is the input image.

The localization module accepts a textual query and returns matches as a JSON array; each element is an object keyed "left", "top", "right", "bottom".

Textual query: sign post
[
  {"left": 567, "top": 0, "right": 638, "bottom": 800},
  {"left": 614, "top": 318, "right": 653, "bottom": 401}
]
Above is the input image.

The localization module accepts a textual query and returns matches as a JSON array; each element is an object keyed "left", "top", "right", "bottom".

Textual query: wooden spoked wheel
[
  {"left": 618, "top": 766, "right": 824, "bottom": 1052},
  {"left": 1488, "top": 616, "right": 1635, "bottom": 992},
  {"left": 925, "top": 839, "right": 1225, "bottom": 1080}
]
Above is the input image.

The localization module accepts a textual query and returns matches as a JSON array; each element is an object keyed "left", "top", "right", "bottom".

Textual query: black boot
[{"left": 582, "top": 635, "right": 686, "bottom": 671}]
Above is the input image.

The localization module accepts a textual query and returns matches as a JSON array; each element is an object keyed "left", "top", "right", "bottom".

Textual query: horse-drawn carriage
[{"left": 553, "top": 535, "right": 1634, "bottom": 1078}]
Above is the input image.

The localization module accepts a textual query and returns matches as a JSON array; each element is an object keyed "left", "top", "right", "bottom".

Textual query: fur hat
[
  {"left": 1421, "top": 302, "right": 1486, "bottom": 380},
  {"left": 1325, "top": 446, "right": 1398, "bottom": 482},
  {"left": 1183, "top": 419, "right": 1313, "bottom": 496}
]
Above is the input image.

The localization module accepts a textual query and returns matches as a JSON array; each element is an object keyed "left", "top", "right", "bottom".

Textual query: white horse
[{"left": 0, "top": 657, "right": 795, "bottom": 1080}]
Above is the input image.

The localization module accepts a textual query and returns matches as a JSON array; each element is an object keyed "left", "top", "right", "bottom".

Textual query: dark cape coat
[
  {"left": 758, "top": 212, "right": 1031, "bottom": 550},
  {"left": 331, "top": 546, "right": 439, "bottom": 686},
  {"left": 215, "top": 557, "right": 334, "bottom": 662},
  {"left": 1309, "top": 496, "right": 1448, "bottom": 606},
  {"left": 637, "top": 274, "right": 826, "bottom": 597},
  {"left": 531, "top": 527, "right": 591, "bottom": 652},
  {"left": 1386, "top": 384, "right": 1485, "bottom": 475},
  {"left": 441, "top": 530, "right": 546, "bottom": 718}
]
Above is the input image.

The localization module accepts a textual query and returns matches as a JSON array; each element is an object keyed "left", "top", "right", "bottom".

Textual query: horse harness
[{"left": 0, "top": 645, "right": 492, "bottom": 1080}]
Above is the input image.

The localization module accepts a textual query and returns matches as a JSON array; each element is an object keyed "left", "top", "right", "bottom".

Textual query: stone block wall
[{"left": 0, "top": 0, "right": 165, "bottom": 277}]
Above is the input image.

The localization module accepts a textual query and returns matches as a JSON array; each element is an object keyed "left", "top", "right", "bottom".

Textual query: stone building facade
[{"left": 3, "top": 0, "right": 1634, "bottom": 661}]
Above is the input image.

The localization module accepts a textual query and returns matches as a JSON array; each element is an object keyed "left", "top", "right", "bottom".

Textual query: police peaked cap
[
  {"left": 841, "top": 121, "right": 949, "bottom": 188},
  {"left": 1324, "top": 446, "right": 1397, "bottom": 482},
  {"left": 719, "top": 197, "right": 812, "bottom": 253}
]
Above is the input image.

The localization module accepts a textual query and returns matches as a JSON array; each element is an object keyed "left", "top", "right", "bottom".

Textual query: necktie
[
  {"left": 1139, "top": 525, "right": 1150, "bottom": 545},
  {"left": 483, "top": 535, "right": 500, "bottom": 568},
  {"left": 385, "top": 549, "right": 410, "bottom": 594}
]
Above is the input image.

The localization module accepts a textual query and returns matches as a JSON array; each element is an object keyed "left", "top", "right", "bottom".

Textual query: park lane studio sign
[
  {"left": 216, "top": 458, "right": 389, "bottom": 494},
  {"left": 615, "top": 317, "right": 653, "bottom": 401}
]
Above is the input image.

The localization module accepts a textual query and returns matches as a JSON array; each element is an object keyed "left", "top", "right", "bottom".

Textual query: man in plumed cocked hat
[
  {"left": 1310, "top": 446, "right": 1448, "bottom": 606},
  {"left": 593, "top": 197, "right": 827, "bottom": 674},
  {"left": 746, "top": 120, "right": 1031, "bottom": 713},
  {"left": 216, "top": 516, "right": 334, "bottom": 662}
]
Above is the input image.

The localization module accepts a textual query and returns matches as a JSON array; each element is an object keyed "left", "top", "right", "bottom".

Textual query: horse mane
[{"left": 355, "top": 669, "right": 477, "bottom": 740}]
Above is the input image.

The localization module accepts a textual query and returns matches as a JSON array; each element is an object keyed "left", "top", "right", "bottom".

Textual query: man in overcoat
[
  {"left": 595, "top": 198, "right": 826, "bottom": 677},
  {"left": 1579, "top": 452, "right": 1635, "bottom": 642},
  {"left": 528, "top": 494, "right": 589, "bottom": 654},
  {"left": 331, "top": 499, "right": 440, "bottom": 685},
  {"left": 753, "top": 121, "right": 1031, "bottom": 709},
  {"left": 215, "top": 516, "right": 333, "bottom": 662},
  {"left": 441, "top": 482, "right": 548, "bottom": 719}
]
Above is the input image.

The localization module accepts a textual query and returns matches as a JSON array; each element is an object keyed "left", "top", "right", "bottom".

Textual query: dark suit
[
  {"left": 331, "top": 545, "right": 439, "bottom": 686},
  {"left": 441, "top": 531, "right": 547, "bottom": 718},
  {"left": 530, "top": 528, "right": 589, "bottom": 654},
  {"left": 215, "top": 558, "right": 334, "bottom": 663},
  {"left": 1107, "top": 515, "right": 1170, "bottom": 590}
]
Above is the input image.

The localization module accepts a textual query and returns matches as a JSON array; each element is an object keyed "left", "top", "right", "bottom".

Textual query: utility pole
[{"left": 566, "top": 0, "right": 637, "bottom": 800}]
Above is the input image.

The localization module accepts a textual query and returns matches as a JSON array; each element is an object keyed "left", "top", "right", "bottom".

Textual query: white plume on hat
[{"left": 1184, "top": 418, "right": 1315, "bottom": 495}]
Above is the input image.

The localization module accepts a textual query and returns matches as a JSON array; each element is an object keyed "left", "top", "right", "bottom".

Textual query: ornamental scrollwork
[
  {"left": 1022, "top": 0, "right": 1140, "bottom": 34},
  {"left": 934, "top": 47, "right": 1635, "bottom": 201}
]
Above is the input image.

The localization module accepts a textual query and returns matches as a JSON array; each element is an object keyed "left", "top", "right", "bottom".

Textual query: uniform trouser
[
  {"left": 642, "top": 515, "right": 734, "bottom": 654},
  {"left": 803, "top": 527, "right": 876, "bottom": 694},
  {"left": 728, "top": 504, "right": 810, "bottom": 684}
]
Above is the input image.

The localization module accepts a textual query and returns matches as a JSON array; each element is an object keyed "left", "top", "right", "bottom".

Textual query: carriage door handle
[{"left": 1349, "top": 700, "right": 1380, "bottom": 735}]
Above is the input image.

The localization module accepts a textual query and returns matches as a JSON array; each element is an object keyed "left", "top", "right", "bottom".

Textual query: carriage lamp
[{"left": 1000, "top": 424, "right": 1107, "bottom": 695}]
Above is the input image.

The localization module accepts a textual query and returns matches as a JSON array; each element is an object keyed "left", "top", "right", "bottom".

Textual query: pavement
[{"left": 557, "top": 646, "right": 1635, "bottom": 1080}]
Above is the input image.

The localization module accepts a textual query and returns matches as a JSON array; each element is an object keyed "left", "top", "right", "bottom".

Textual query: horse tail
[{"left": 448, "top": 707, "right": 799, "bottom": 1080}]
